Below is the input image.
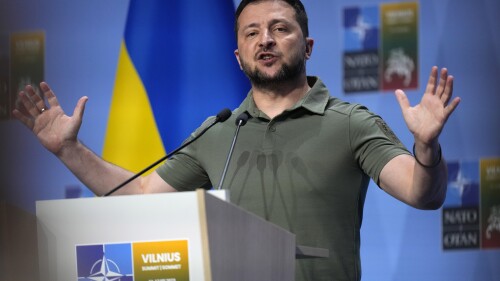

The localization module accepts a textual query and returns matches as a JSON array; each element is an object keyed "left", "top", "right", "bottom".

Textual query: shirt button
[{"left": 270, "top": 126, "right": 276, "bottom": 132}]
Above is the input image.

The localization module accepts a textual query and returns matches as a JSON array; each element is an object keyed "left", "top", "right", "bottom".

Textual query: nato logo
[
  {"left": 446, "top": 161, "right": 479, "bottom": 206},
  {"left": 76, "top": 243, "right": 134, "bottom": 281},
  {"left": 343, "top": 6, "right": 379, "bottom": 51},
  {"left": 442, "top": 161, "right": 480, "bottom": 250}
]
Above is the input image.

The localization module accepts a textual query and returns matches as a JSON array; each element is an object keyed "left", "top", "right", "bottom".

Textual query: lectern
[{"left": 36, "top": 190, "right": 327, "bottom": 281}]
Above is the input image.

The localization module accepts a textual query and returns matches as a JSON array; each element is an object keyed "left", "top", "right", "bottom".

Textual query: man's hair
[{"left": 234, "top": 0, "right": 309, "bottom": 39}]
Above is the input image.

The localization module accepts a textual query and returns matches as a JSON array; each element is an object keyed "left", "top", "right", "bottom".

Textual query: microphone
[
  {"left": 103, "top": 108, "right": 232, "bottom": 197},
  {"left": 216, "top": 112, "right": 250, "bottom": 190}
]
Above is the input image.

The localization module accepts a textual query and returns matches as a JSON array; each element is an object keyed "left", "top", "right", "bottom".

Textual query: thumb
[
  {"left": 394, "top": 89, "right": 410, "bottom": 113},
  {"left": 73, "top": 96, "right": 88, "bottom": 120}
]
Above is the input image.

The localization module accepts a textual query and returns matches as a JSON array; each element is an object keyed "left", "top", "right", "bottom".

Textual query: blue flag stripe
[{"left": 124, "top": 0, "right": 249, "bottom": 152}]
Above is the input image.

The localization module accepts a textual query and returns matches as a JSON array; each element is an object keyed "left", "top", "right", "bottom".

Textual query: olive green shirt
[{"left": 157, "top": 76, "right": 410, "bottom": 281}]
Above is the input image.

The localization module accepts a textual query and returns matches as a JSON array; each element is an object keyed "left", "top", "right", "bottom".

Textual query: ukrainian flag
[{"left": 103, "top": 0, "right": 248, "bottom": 173}]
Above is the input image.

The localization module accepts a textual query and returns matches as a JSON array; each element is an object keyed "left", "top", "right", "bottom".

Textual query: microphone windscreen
[
  {"left": 216, "top": 108, "right": 232, "bottom": 123},
  {"left": 235, "top": 112, "right": 250, "bottom": 126}
]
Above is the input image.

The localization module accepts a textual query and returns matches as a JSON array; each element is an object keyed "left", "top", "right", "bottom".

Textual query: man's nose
[{"left": 258, "top": 30, "right": 275, "bottom": 49}]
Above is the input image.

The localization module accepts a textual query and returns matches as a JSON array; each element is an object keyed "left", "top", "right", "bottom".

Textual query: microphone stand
[{"left": 216, "top": 112, "right": 250, "bottom": 190}]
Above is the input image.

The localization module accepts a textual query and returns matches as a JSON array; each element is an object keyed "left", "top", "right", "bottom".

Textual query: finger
[
  {"left": 435, "top": 68, "right": 448, "bottom": 98},
  {"left": 12, "top": 108, "right": 35, "bottom": 129},
  {"left": 73, "top": 96, "right": 88, "bottom": 120},
  {"left": 395, "top": 89, "right": 410, "bottom": 112},
  {"left": 425, "top": 66, "right": 438, "bottom": 95},
  {"left": 444, "top": 97, "right": 461, "bottom": 119},
  {"left": 19, "top": 90, "right": 40, "bottom": 117},
  {"left": 40, "top": 82, "right": 61, "bottom": 108},
  {"left": 441, "top": 75, "right": 454, "bottom": 105},
  {"left": 25, "top": 84, "right": 47, "bottom": 113}
]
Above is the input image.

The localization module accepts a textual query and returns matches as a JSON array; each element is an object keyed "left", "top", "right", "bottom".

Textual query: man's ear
[
  {"left": 234, "top": 49, "right": 243, "bottom": 70},
  {"left": 305, "top": 38, "right": 314, "bottom": 60}
]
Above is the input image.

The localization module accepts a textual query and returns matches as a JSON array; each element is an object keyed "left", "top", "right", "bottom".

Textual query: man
[{"left": 13, "top": 0, "right": 460, "bottom": 280}]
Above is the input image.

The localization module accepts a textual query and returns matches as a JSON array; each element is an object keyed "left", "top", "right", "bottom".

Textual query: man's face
[{"left": 234, "top": 1, "right": 313, "bottom": 87}]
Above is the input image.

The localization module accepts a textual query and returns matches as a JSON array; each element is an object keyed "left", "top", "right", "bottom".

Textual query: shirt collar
[{"left": 237, "top": 76, "right": 331, "bottom": 119}]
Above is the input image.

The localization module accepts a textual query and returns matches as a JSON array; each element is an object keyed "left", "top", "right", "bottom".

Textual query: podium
[{"left": 36, "top": 190, "right": 327, "bottom": 281}]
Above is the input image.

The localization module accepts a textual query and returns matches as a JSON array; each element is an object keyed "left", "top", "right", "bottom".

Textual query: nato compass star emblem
[
  {"left": 76, "top": 243, "right": 133, "bottom": 281},
  {"left": 445, "top": 161, "right": 479, "bottom": 206},
  {"left": 86, "top": 254, "right": 125, "bottom": 281},
  {"left": 449, "top": 170, "right": 470, "bottom": 199}
]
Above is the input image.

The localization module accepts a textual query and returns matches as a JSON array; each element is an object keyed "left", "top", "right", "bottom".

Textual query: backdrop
[{"left": 0, "top": 0, "right": 499, "bottom": 280}]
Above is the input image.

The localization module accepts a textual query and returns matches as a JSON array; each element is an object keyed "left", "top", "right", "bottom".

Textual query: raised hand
[
  {"left": 395, "top": 66, "right": 461, "bottom": 145},
  {"left": 12, "top": 82, "right": 88, "bottom": 155}
]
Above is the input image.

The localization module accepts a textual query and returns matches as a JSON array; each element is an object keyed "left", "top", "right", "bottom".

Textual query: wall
[{"left": 0, "top": 0, "right": 499, "bottom": 280}]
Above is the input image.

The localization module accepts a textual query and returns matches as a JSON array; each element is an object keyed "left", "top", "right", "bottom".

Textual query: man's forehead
[{"left": 238, "top": 1, "right": 296, "bottom": 26}]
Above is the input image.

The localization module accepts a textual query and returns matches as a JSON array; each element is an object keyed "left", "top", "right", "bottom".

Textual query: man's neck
[{"left": 251, "top": 75, "right": 311, "bottom": 119}]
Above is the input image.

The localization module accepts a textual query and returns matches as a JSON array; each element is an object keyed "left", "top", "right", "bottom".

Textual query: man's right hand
[
  {"left": 12, "top": 82, "right": 88, "bottom": 155},
  {"left": 12, "top": 81, "right": 177, "bottom": 196}
]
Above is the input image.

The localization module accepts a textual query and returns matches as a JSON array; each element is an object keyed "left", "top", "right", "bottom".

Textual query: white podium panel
[
  {"left": 37, "top": 192, "right": 207, "bottom": 281},
  {"left": 36, "top": 190, "right": 298, "bottom": 281}
]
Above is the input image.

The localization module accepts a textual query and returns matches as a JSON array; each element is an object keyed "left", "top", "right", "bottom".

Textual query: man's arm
[
  {"left": 380, "top": 151, "right": 447, "bottom": 210},
  {"left": 13, "top": 82, "right": 177, "bottom": 196},
  {"left": 379, "top": 67, "right": 460, "bottom": 210}
]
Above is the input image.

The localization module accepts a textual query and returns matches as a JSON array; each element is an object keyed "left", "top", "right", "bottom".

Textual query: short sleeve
[
  {"left": 348, "top": 105, "right": 411, "bottom": 185},
  {"left": 155, "top": 118, "right": 216, "bottom": 191}
]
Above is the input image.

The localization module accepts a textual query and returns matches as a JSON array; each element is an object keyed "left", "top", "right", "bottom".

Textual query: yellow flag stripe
[{"left": 103, "top": 40, "right": 166, "bottom": 174}]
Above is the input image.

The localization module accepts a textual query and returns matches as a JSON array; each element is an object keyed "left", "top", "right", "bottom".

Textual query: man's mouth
[{"left": 258, "top": 52, "right": 278, "bottom": 62}]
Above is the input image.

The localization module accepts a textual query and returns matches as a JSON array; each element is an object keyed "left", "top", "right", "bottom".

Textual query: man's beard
[{"left": 240, "top": 50, "right": 306, "bottom": 91}]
